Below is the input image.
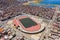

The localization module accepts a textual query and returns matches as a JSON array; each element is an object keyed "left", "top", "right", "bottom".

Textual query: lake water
[{"left": 30, "top": 0, "right": 60, "bottom": 8}]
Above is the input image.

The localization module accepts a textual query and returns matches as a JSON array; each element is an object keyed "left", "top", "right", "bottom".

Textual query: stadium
[
  {"left": 13, "top": 16, "right": 41, "bottom": 32},
  {"left": 0, "top": 0, "right": 60, "bottom": 40}
]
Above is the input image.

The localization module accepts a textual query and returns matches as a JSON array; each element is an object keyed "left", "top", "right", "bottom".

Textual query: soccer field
[{"left": 20, "top": 18, "right": 37, "bottom": 28}]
